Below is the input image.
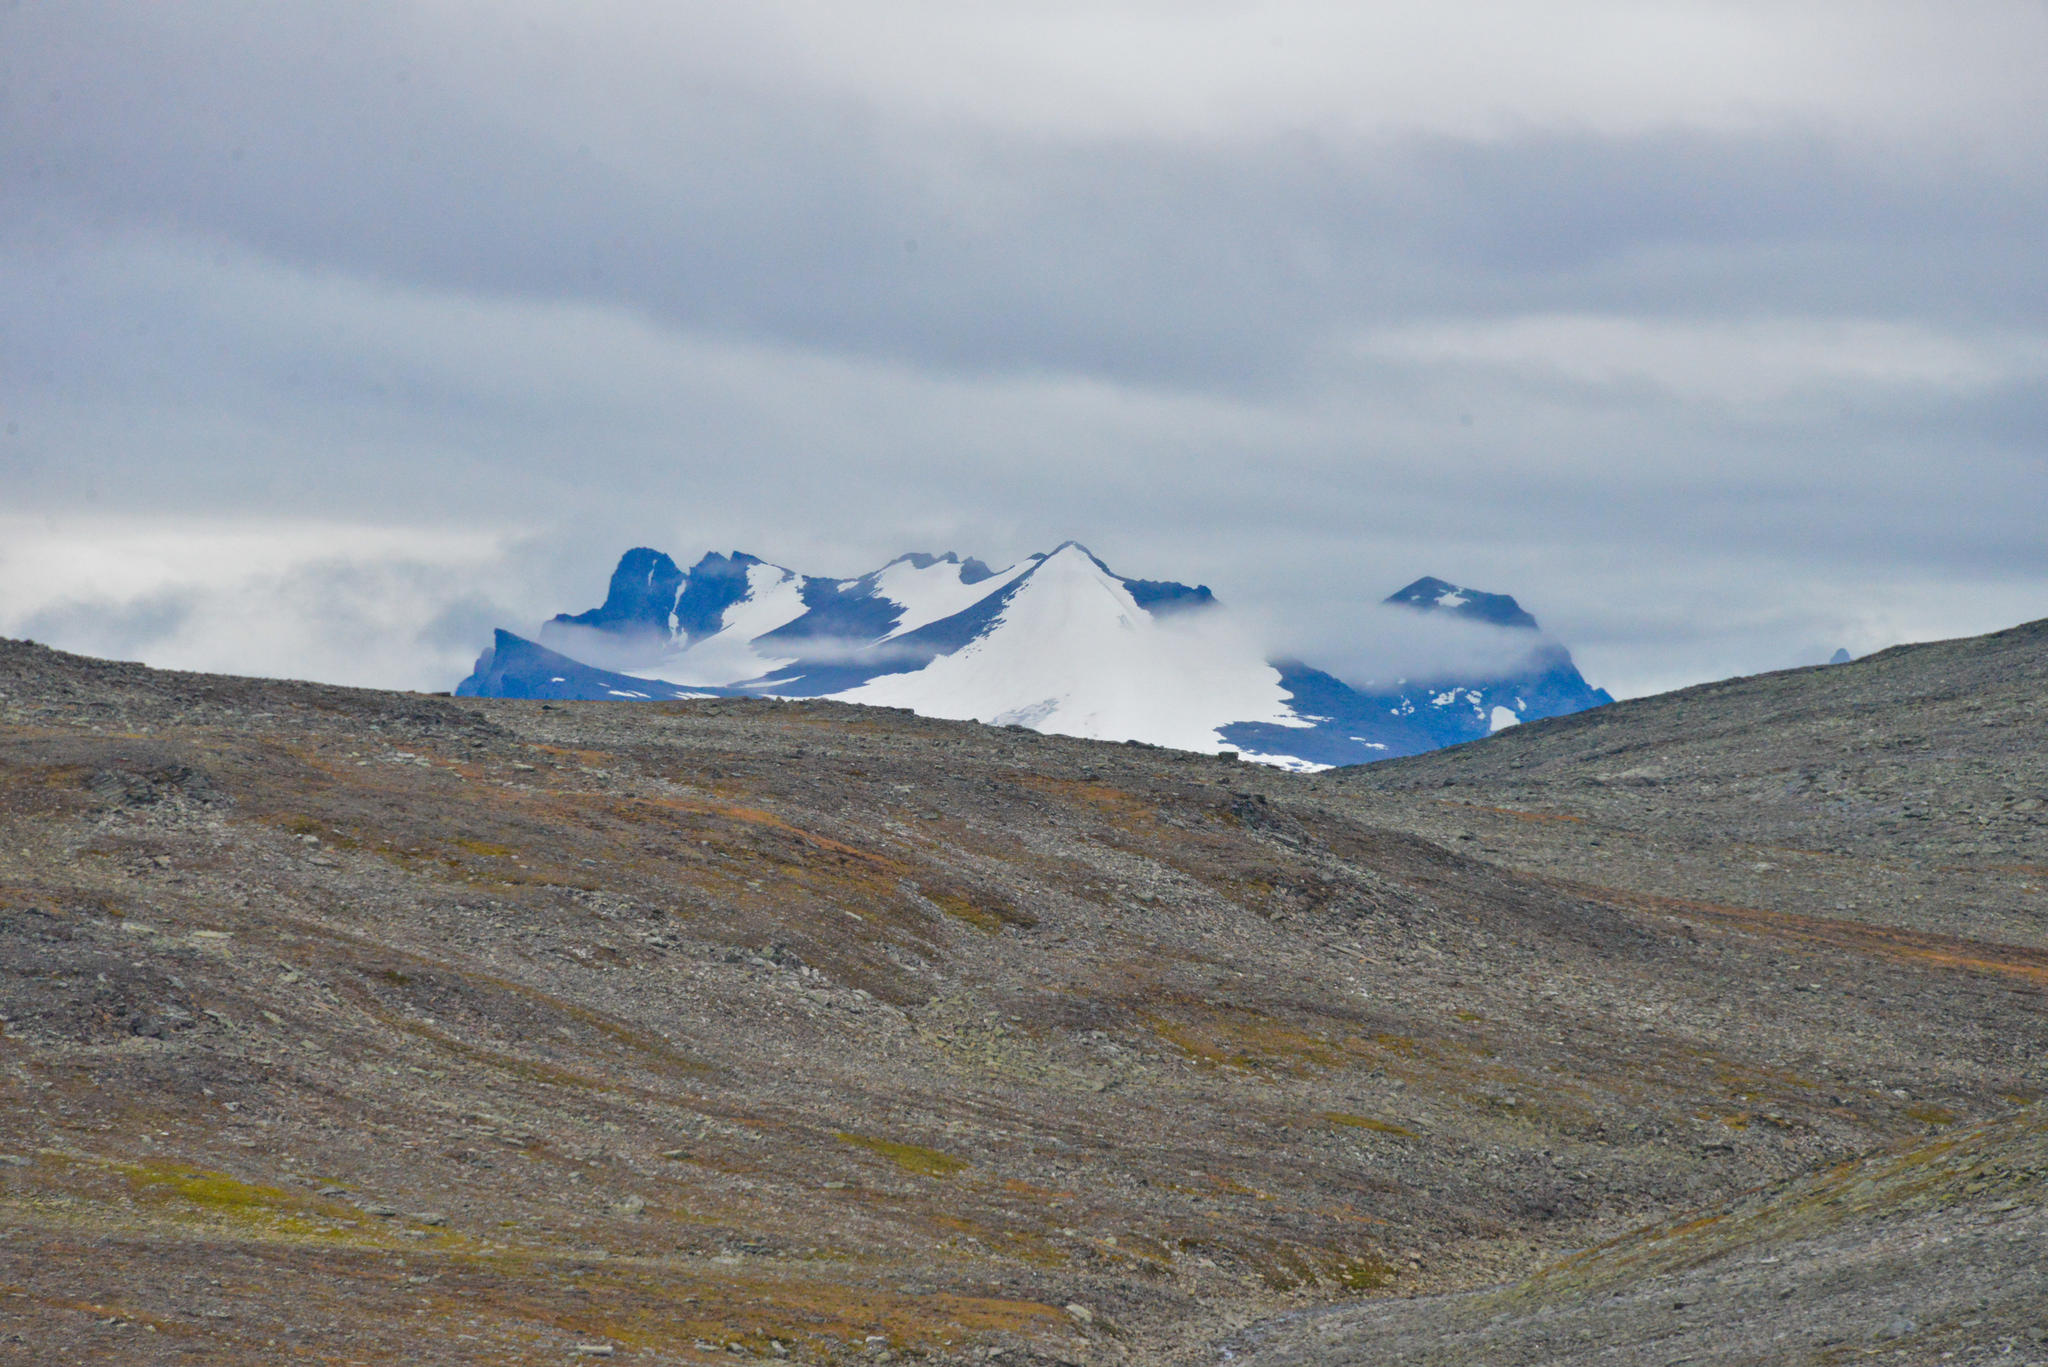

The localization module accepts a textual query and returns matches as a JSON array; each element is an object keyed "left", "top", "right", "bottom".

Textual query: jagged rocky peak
[
  {"left": 546, "top": 547, "right": 684, "bottom": 641},
  {"left": 1385, "top": 576, "right": 1540, "bottom": 631},
  {"left": 888, "top": 551, "right": 998, "bottom": 585}
]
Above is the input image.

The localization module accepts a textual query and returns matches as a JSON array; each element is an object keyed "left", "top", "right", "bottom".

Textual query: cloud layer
[{"left": 3, "top": 2, "right": 2045, "bottom": 697}]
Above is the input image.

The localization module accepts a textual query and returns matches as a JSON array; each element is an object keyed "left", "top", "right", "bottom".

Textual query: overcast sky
[{"left": 4, "top": 2, "right": 2045, "bottom": 698}]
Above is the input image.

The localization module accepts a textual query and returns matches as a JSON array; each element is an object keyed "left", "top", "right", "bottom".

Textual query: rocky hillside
[
  {"left": 1248, "top": 614, "right": 2048, "bottom": 1364},
  {"left": 1231, "top": 1106, "right": 2048, "bottom": 1365},
  {"left": 1330, "top": 614, "right": 2048, "bottom": 950},
  {"left": 0, "top": 621, "right": 2042, "bottom": 1364}
]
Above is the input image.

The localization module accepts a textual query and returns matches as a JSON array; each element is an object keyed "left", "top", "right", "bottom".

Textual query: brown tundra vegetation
[{"left": 1, "top": 620, "right": 2044, "bottom": 1364}]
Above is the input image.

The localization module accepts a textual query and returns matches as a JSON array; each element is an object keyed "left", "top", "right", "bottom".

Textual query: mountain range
[{"left": 457, "top": 542, "right": 1611, "bottom": 768}]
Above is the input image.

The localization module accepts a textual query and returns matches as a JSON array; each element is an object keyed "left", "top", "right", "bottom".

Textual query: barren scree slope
[
  {"left": 1238, "top": 616, "right": 2048, "bottom": 1364},
  {"left": 0, "top": 626, "right": 2042, "bottom": 1365}
]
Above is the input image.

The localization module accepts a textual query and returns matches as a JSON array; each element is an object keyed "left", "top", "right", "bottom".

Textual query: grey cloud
[
  {"left": 7, "top": 5, "right": 2045, "bottom": 392},
  {"left": 416, "top": 594, "right": 525, "bottom": 654},
  {"left": 1, "top": 2, "right": 2044, "bottom": 701},
  {"left": 17, "top": 591, "right": 198, "bottom": 664}
]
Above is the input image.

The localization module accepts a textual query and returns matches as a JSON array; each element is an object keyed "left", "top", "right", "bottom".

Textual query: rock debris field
[{"left": 0, "top": 620, "right": 2044, "bottom": 1364}]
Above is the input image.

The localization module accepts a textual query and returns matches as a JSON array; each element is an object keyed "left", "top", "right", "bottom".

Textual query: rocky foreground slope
[
  {"left": 1236, "top": 617, "right": 2048, "bottom": 1364},
  {"left": 0, "top": 624, "right": 2042, "bottom": 1364}
]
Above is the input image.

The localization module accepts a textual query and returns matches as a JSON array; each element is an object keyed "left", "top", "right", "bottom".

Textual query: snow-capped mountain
[{"left": 457, "top": 544, "right": 1609, "bottom": 770}]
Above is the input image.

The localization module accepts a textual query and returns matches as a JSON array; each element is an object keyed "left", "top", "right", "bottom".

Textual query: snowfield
[{"left": 836, "top": 544, "right": 1303, "bottom": 752}]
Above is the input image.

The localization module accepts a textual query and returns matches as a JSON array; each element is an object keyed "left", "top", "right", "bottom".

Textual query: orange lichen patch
[
  {"left": 0, "top": 754, "right": 148, "bottom": 815},
  {"left": 528, "top": 744, "right": 615, "bottom": 767},
  {"left": 1563, "top": 881, "right": 2048, "bottom": 986},
  {"left": 1, "top": 1286, "right": 194, "bottom": 1339},
  {"left": 546, "top": 791, "right": 942, "bottom": 930},
  {"left": 1705, "top": 1058, "right": 1823, "bottom": 1097},
  {"left": 245, "top": 751, "right": 860, "bottom": 877}
]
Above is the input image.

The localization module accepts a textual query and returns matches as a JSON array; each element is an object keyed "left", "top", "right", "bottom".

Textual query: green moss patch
[
  {"left": 835, "top": 1133, "right": 969, "bottom": 1178},
  {"left": 1324, "top": 1113, "right": 1416, "bottom": 1138}
]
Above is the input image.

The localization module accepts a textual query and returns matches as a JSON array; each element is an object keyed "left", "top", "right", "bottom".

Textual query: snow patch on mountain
[
  {"left": 836, "top": 544, "right": 1300, "bottom": 752},
  {"left": 872, "top": 554, "right": 1032, "bottom": 641},
  {"left": 632, "top": 559, "right": 809, "bottom": 686}
]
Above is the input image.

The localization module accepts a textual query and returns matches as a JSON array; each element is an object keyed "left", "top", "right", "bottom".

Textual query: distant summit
[
  {"left": 460, "top": 546, "right": 1610, "bottom": 769},
  {"left": 1384, "top": 576, "right": 1541, "bottom": 631},
  {"left": 547, "top": 547, "right": 685, "bottom": 644}
]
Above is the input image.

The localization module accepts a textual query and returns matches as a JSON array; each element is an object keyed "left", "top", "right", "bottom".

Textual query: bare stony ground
[
  {"left": 1227, "top": 1107, "right": 2048, "bottom": 1365},
  {"left": 1331, "top": 615, "right": 2048, "bottom": 951},
  {"left": 0, "top": 623, "right": 2041, "bottom": 1365},
  {"left": 1240, "top": 616, "right": 2048, "bottom": 1365}
]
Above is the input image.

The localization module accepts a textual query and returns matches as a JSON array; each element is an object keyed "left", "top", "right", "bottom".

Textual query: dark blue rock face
[
  {"left": 1219, "top": 579, "right": 1612, "bottom": 764},
  {"left": 759, "top": 574, "right": 910, "bottom": 653},
  {"left": 1384, "top": 576, "right": 1540, "bottom": 630},
  {"left": 672, "top": 552, "right": 766, "bottom": 642},
  {"left": 1062, "top": 543, "right": 1216, "bottom": 615},
  {"left": 456, "top": 630, "right": 716, "bottom": 702},
  {"left": 544, "top": 548, "right": 684, "bottom": 644},
  {"left": 1219, "top": 663, "right": 1424, "bottom": 766},
  {"left": 1117, "top": 577, "right": 1217, "bottom": 615},
  {"left": 747, "top": 570, "right": 1037, "bottom": 698},
  {"left": 1380, "top": 577, "right": 1610, "bottom": 713},
  {"left": 1508, "top": 640, "right": 1615, "bottom": 714}
]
